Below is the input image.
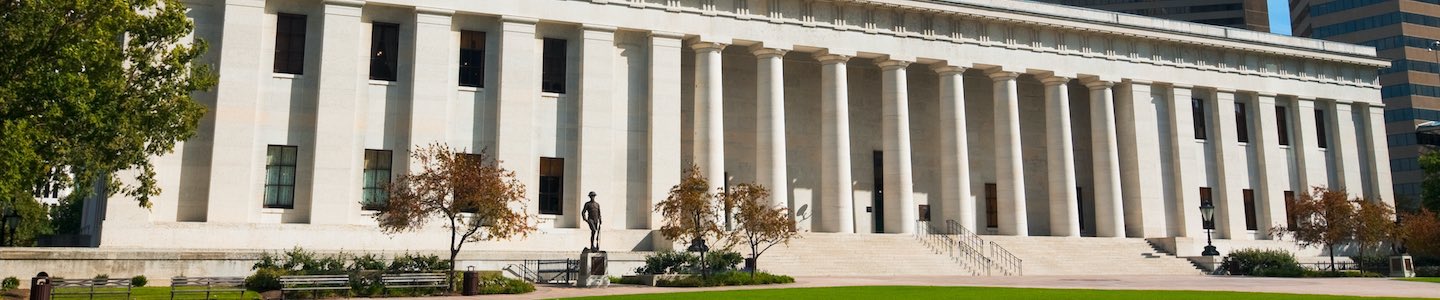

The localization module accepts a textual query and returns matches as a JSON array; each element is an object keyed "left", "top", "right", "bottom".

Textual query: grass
[
  {"left": 44, "top": 286, "right": 262, "bottom": 300},
  {"left": 563, "top": 286, "right": 1432, "bottom": 300},
  {"left": 1397, "top": 277, "right": 1440, "bottom": 284}
]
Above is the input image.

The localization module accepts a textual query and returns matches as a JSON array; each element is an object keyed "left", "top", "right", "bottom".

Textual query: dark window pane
[
  {"left": 370, "top": 23, "right": 400, "bottom": 81},
  {"left": 1277, "top": 108, "right": 1290, "bottom": 146},
  {"left": 985, "top": 183, "right": 998, "bottom": 228},
  {"left": 265, "top": 145, "right": 298, "bottom": 208},
  {"left": 1243, "top": 189, "right": 1257, "bottom": 230},
  {"left": 460, "top": 31, "right": 486, "bottom": 87},
  {"left": 1235, "top": 102, "right": 1249, "bottom": 143},
  {"left": 1316, "top": 109, "right": 1328, "bottom": 148},
  {"left": 274, "top": 14, "right": 306, "bottom": 75},
  {"left": 1193, "top": 98, "right": 1207, "bottom": 140},
  {"left": 542, "top": 38, "right": 567, "bottom": 93},
  {"left": 539, "top": 157, "right": 564, "bottom": 215}
]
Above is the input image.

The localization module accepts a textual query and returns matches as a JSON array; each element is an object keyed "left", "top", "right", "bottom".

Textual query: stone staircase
[
  {"left": 753, "top": 232, "right": 978, "bottom": 276},
  {"left": 985, "top": 236, "right": 1205, "bottom": 276}
]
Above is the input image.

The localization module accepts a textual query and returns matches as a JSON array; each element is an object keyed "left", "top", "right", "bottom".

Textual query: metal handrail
[
  {"left": 989, "top": 241, "right": 1023, "bottom": 276},
  {"left": 915, "top": 220, "right": 988, "bottom": 276}
]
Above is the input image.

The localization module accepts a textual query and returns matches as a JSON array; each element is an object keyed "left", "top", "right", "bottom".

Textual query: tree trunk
[{"left": 1328, "top": 244, "right": 1336, "bottom": 274}]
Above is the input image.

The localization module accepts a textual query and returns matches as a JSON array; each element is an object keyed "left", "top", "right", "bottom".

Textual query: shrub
[
  {"left": 349, "top": 253, "right": 386, "bottom": 271},
  {"left": 93, "top": 274, "right": 108, "bottom": 279},
  {"left": 703, "top": 250, "right": 744, "bottom": 273},
  {"left": 2, "top": 277, "right": 19, "bottom": 291},
  {"left": 388, "top": 253, "right": 449, "bottom": 272},
  {"left": 1221, "top": 248, "right": 1301, "bottom": 276},
  {"left": 130, "top": 275, "right": 147, "bottom": 287},
  {"left": 475, "top": 274, "right": 534, "bottom": 295},
  {"left": 245, "top": 268, "right": 286, "bottom": 292},
  {"left": 1303, "top": 270, "right": 1383, "bottom": 277},
  {"left": 1417, "top": 266, "right": 1440, "bottom": 277},
  {"left": 654, "top": 271, "right": 795, "bottom": 287},
  {"left": 636, "top": 250, "right": 698, "bottom": 274}
]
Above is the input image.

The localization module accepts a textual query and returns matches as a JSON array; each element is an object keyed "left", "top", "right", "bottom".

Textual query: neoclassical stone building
[{"left": 90, "top": 0, "right": 1391, "bottom": 254}]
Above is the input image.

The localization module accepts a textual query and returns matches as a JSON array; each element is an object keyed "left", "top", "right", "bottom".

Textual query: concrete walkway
[{"left": 423, "top": 275, "right": 1440, "bottom": 299}]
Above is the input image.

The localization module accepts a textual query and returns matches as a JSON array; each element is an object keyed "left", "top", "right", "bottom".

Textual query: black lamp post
[{"left": 1200, "top": 201, "right": 1219, "bottom": 256}]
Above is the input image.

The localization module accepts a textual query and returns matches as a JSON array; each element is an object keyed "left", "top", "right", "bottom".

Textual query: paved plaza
[{"left": 424, "top": 275, "right": 1440, "bottom": 299}]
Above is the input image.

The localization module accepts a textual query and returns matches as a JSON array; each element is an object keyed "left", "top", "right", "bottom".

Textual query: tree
[
  {"left": 372, "top": 143, "right": 534, "bottom": 287},
  {"left": 1419, "top": 151, "right": 1440, "bottom": 213},
  {"left": 1353, "top": 199, "right": 1397, "bottom": 271},
  {"left": 655, "top": 165, "right": 724, "bottom": 248},
  {"left": 1272, "top": 186, "right": 1358, "bottom": 272},
  {"left": 1398, "top": 209, "right": 1440, "bottom": 257},
  {"left": 1, "top": 0, "right": 217, "bottom": 211},
  {"left": 719, "top": 182, "right": 798, "bottom": 278}
]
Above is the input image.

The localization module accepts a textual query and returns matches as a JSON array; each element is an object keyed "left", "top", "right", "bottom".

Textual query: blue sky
[{"left": 1269, "top": 0, "right": 1291, "bottom": 35}]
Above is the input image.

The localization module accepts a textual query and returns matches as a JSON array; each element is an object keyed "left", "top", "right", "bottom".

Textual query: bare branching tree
[{"left": 720, "top": 182, "right": 799, "bottom": 278}]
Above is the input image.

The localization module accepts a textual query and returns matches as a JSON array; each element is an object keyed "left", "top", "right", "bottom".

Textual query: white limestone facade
[{"left": 93, "top": 0, "right": 1393, "bottom": 252}]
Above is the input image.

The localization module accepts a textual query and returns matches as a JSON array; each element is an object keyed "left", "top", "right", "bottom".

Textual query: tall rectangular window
[
  {"left": 369, "top": 22, "right": 400, "bottom": 81},
  {"left": 1243, "top": 189, "right": 1257, "bottom": 230},
  {"left": 1199, "top": 187, "right": 1213, "bottom": 227},
  {"left": 459, "top": 30, "right": 486, "bottom": 87},
  {"left": 1077, "top": 187, "right": 1086, "bottom": 233},
  {"left": 1284, "top": 190, "right": 1297, "bottom": 230},
  {"left": 362, "top": 149, "right": 392, "bottom": 210},
  {"left": 539, "top": 157, "right": 564, "bottom": 215},
  {"left": 1277, "top": 108, "right": 1290, "bottom": 146},
  {"left": 985, "top": 183, "right": 998, "bottom": 229},
  {"left": 1193, "top": 98, "right": 1208, "bottom": 140},
  {"left": 541, "top": 38, "right": 567, "bottom": 93},
  {"left": 264, "top": 145, "right": 298, "bottom": 209},
  {"left": 1315, "top": 109, "right": 1328, "bottom": 148},
  {"left": 918, "top": 204, "right": 931, "bottom": 222},
  {"left": 1235, "top": 102, "right": 1250, "bottom": 143},
  {"left": 273, "top": 14, "right": 307, "bottom": 75}
]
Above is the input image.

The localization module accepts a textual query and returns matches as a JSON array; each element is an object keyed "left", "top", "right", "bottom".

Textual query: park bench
[
  {"left": 278, "top": 275, "right": 350, "bottom": 299},
  {"left": 49, "top": 278, "right": 131, "bottom": 300},
  {"left": 378, "top": 273, "right": 447, "bottom": 296},
  {"left": 170, "top": 276, "right": 246, "bottom": 300}
]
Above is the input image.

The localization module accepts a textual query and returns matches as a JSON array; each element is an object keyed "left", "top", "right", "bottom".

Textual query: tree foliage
[
  {"left": 720, "top": 182, "right": 799, "bottom": 277},
  {"left": 655, "top": 165, "right": 723, "bottom": 245},
  {"left": 1420, "top": 151, "right": 1440, "bottom": 213},
  {"left": 373, "top": 143, "right": 534, "bottom": 284},
  {"left": 1352, "top": 199, "right": 1397, "bottom": 271},
  {"left": 0, "top": 0, "right": 216, "bottom": 209},
  {"left": 1398, "top": 209, "right": 1440, "bottom": 257},
  {"left": 1272, "top": 187, "right": 1358, "bottom": 271}
]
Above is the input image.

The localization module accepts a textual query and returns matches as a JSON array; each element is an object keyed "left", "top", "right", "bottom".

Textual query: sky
[{"left": 1269, "top": 0, "right": 1292, "bottom": 35}]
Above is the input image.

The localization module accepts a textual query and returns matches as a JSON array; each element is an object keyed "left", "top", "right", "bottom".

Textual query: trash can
[
  {"left": 461, "top": 271, "right": 480, "bottom": 296},
  {"left": 29, "top": 272, "right": 50, "bottom": 300}
]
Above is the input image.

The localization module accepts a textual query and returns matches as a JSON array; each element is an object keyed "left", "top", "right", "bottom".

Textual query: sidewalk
[{"left": 422, "top": 275, "right": 1440, "bottom": 299}]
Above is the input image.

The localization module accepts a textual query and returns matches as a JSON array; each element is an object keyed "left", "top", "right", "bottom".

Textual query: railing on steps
[
  {"left": 989, "top": 241, "right": 1022, "bottom": 276},
  {"left": 914, "top": 220, "right": 1023, "bottom": 276},
  {"left": 915, "top": 220, "right": 986, "bottom": 276}
]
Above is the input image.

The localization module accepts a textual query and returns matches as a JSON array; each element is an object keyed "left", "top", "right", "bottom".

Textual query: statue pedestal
[
  {"left": 1390, "top": 255, "right": 1416, "bottom": 278},
  {"left": 576, "top": 249, "right": 610, "bottom": 288}
]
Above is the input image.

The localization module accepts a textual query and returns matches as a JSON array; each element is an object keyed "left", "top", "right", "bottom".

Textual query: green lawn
[
  {"left": 1397, "top": 277, "right": 1440, "bottom": 284},
  {"left": 51, "top": 286, "right": 262, "bottom": 300},
  {"left": 564, "top": 286, "right": 1431, "bottom": 300}
]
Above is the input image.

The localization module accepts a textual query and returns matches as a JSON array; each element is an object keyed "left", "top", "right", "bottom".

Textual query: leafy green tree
[
  {"left": 1419, "top": 151, "right": 1440, "bottom": 212},
  {"left": 0, "top": 0, "right": 216, "bottom": 218}
]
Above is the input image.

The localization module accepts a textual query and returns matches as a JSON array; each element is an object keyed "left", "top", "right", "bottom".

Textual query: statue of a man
[{"left": 582, "top": 191, "right": 602, "bottom": 251}]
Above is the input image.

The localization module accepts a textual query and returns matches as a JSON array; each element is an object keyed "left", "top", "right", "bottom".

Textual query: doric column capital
[
  {"left": 877, "top": 59, "right": 912, "bottom": 71},
  {"left": 986, "top": 70, "right": 1019, "bottom": 81},
  {"left": 1084, "top": 80, "right": 1114, "bottom": 90},
  {"left": 1041, "top": 76, "right": 1071, "bottom": 87},
  {"left": 581, "top": 24, "right": 618, "bottom": 33},
  {"left": 649, "top": 31, "right": 685, "bottom": 40},
  {"left": 814, "top": 53, "right": 852, "bottom": 65},
  {"left": 932, "top": 65, "right": 966, "bottom": 76},
  {"left": 691, "top": 41, "right": 728, "bottom": 52},
  {"left": 751, "top": 47, "right": 789, "bottom": 59}
]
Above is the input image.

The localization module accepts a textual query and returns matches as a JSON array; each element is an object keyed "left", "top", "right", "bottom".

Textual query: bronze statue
[{"left": 582, "top": 191, "right": 602, "bottom": 251}]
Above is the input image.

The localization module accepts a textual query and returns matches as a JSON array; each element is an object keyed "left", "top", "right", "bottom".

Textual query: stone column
[
  {"left": 495, "top": 16, "right": 541, "bottom": 215},
  {"left": 879, "top": 59, "right": 916, "bottom": 234},
  {"left": 1087, "top": 80, "right": 1124, "bottom": 237},
  {"left": 817, "top": 53, "right": 854, "bottom": 233},
  {"left": 408, "top": 8, "right": 455, "bottom": 162},
  {"left": 1333, "top": 102, "right": 1365, "bottom": 193},
  {"left": 1253, "top": 94, "right": 1288, "bottom": 238},
  {"left": 1362, "top": 104, "right": 1396, "bottom": 206},
  {"left": 1165, "top": 85, "right": 1202, "bottom": 238},
  {"left": 309, "top": 0, "right": 367, "bottom": 224},
  {"left": 692, "top": 42, "right": 728, "bottom": 190},
  {"left": 989, "top": 71, "right": 1027, "bottom": 236},
  {"left": 206, "top": 0, "right": 268, "bottom": 223},
  {"left": 1293, "top": 98, "right": 1323, "bottom": 191},
  {"left": 1210, "top": 90, "right": 1249, "bottom": 240},
  {"left": 648, "top": 32, "right": 684, "bottom": 229},
  {"left": 934, "top": 65, "right": 975, "bottom": 230},
  {"left": 1042, "top": 76, "right": 1079, "bottom": 237},
  {"left": 753, "top": 47, "right": 789, "bottom": 210},
  {"left": 1115, "top": 81, "right": 1168, "bottom": 237},
  {"left": 578, "top": 25, "right": 617, "bottom": 228}
]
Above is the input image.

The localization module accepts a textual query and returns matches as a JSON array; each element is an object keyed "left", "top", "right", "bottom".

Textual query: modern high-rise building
[
  {"left": 1033, "top": 0, "right": 1272, "bottom": 32},
  {"left": 1291, "top": 0, "right": 1439, "bottom": 207}
]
